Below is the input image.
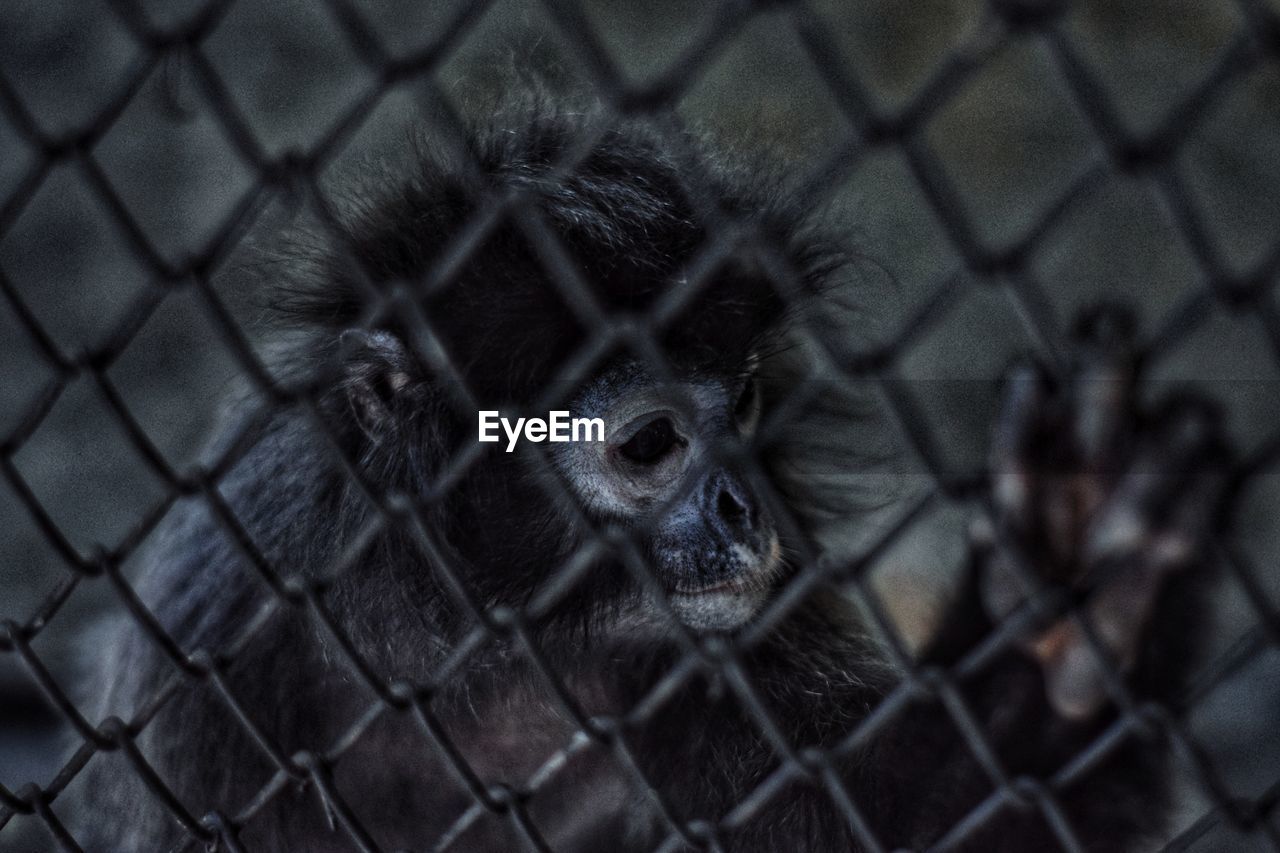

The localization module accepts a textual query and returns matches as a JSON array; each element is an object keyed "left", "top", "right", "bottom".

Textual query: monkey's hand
[{"left": 975, "top": 308, "right": 1231, "bottom": 720}]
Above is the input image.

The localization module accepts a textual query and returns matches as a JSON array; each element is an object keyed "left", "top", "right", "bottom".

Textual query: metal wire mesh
[{"left": 2, "top": 0, "right": 1279, "bottom": 851}]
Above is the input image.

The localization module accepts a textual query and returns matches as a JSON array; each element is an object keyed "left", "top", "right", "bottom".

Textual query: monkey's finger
[
  {"left": 1068, "top": 305, "right": 1138, "bottom": 467},
  {"left": 990, "top": 361, "right": 1054, "bottom": 527},
  {"left": 1083, "top": 398, "right": 1224, "bottom": 567},
  {"left": 1113, "top": 459, "right": 1228, "bottom": 595},
  {"left": 1068, "top": 353, "right": 1135, "bottom": 475},
  {"left": 1036, "top": 622, "right": 1107, "bottom": 720}
]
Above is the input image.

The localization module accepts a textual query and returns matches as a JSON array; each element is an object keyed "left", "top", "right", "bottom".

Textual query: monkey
[{"left": 71, "top": 99, "right": 1231, "bottom": 852}]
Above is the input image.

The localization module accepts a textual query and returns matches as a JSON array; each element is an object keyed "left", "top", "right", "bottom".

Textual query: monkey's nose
[
  {"left": 708, "top": 472, "right": 758, "bottom": 535},
  {"left": 718, "top": 489, "right": 747, "bottom": 522}
]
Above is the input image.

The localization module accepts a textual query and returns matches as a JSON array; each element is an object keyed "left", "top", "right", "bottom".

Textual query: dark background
[{"left": 2, "top": 0, "right": 1279, "bottom": 850}]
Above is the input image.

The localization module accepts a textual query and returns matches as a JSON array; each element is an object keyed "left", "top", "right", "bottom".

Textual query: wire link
[{"left": 1, "top": 0, "right": 1279, "bottom": 850}]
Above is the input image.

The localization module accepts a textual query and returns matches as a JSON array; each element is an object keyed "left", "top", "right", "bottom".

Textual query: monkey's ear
[{"left": 339, "top": 329, "right": 415, "bottom": 442}]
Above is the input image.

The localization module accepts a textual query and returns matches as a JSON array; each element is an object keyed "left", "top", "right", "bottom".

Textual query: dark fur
[{"left": 76, "top": 104, "right": 1189, "bottom": 852}]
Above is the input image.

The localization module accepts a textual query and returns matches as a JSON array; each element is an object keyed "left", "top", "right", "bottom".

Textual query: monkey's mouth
[
  {"left": 669, "top": 535, "right": 783, "bottom": 598},
  {"left": 642, "top": 534, "right": 784, "bottom": 632}
]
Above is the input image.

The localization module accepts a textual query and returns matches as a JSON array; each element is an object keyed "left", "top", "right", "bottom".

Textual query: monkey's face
[{"left": 557, "top": 363, "right": 783, "bottom": 633}]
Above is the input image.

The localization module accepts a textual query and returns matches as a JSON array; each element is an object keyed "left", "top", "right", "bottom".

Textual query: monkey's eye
[{"left": 619, "top": 417, "right": 678, "bottom": 465}]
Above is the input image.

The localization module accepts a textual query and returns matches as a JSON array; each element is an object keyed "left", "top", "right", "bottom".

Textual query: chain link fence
[{"left": 2, "top": 0, "right": 1280, "bottom": 850}]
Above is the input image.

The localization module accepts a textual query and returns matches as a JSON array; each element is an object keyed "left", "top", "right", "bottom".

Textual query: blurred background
[{"left": 2, "top": 0, "right": 1279, "bottom": 850}]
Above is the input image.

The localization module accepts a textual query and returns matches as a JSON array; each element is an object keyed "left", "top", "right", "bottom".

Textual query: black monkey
[{"left": 74, "top": 102, "right": 1230, "bottom": 852}]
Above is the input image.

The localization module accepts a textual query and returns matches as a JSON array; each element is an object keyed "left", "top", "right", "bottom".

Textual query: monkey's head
[
  {"left": 277, "top": 102, "right": 845, "bottom": 640},
  {"left": 551, "top": 356, "right": 782, "bottom": 632}
]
